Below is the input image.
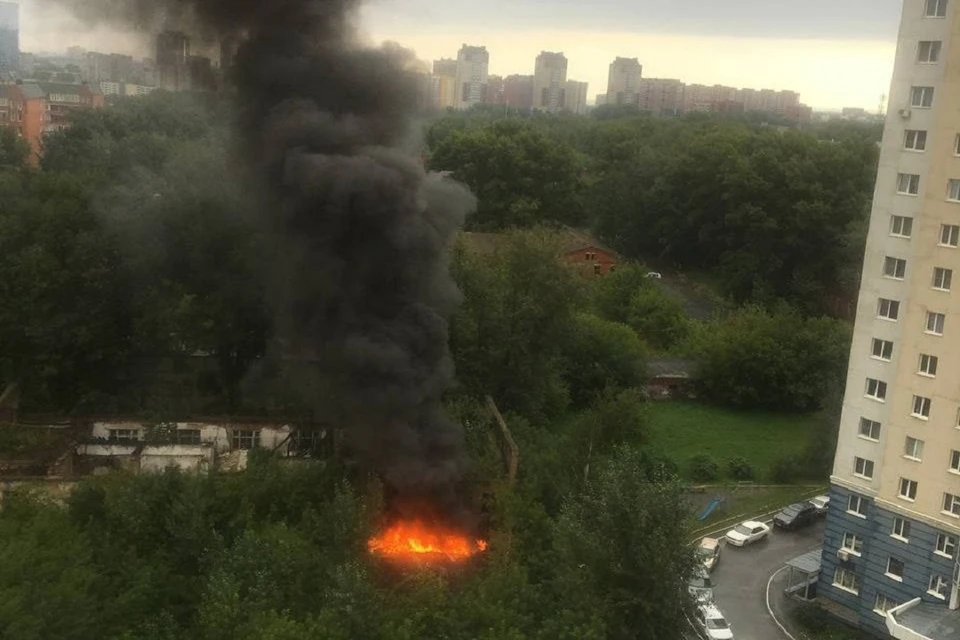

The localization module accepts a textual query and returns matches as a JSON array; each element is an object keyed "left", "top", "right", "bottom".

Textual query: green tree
[
  {"left": 429, "top": 120, "right": 584, "bottom": 230},
  {"left": 552, "top": 446, "right": 695, "bottom": 640},
  {"left": 450, "top": 229, "right": 583, "bottom": 419},
  {"left": 560, "top": 313, "right": 647, "bottom": 407},
  {"left": 694, "top": 306, "right": 852, "bottom": 411}
]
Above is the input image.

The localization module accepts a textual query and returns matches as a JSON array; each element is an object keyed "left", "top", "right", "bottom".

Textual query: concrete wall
[{"left": 90, "top": 421, "right": 292, "bottom": 455}]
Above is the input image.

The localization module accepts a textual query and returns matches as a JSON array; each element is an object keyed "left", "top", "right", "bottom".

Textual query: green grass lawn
[{"left": 647, "top": 401, "right": 820, "bottom": 482}]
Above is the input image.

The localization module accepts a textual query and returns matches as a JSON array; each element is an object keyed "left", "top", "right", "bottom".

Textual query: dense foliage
[
  {"left": 692, "top": 306, "right": 852, "bottom": 412},
  {"left": 427, "top": 111, "right": 879, "bottom": 315}
]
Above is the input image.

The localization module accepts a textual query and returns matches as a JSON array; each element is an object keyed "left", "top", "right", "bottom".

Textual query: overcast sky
[{"left": 18, "top": 0, "right": 906, "bottom": 110}]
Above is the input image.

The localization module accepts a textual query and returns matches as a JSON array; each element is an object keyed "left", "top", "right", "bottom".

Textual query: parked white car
[
  {"left": 724, "top": 520, "right": 770, "bottom": 547},
  {"left": 695, "top": 603, "right": 735, "bottom": 639},
  {"left": 809, "top": 495, "right": 830, "bottom": 515},
  {"left": 645, "top": 271, "right": 662, "bottom": 279}
]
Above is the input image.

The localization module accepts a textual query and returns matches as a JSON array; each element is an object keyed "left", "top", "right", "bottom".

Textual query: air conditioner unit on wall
[
  {"left": 838, "top": 549, "right": 851, "bottom": 562},
  {"left": 899, "top": 108, "right": 912, "bottom": 119}
]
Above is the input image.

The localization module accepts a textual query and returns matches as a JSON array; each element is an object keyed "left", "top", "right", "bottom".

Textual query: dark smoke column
[
  {"left": 232, "top": 3, "right": 476, "bottom": 519},
  {"left": 51, "top": 0, "right": 476, "bottom": 518}
]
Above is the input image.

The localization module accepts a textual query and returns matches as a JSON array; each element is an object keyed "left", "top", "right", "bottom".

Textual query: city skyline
[{"left": 13, "top": 0, "right": 903, "bottom": 112}]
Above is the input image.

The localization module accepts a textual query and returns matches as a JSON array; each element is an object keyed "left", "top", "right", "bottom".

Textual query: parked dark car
[{"left": 773, "top": 502, "right": 818, "bottom": 530}]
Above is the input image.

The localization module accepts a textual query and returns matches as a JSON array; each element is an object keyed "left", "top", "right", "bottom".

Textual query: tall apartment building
[
  {"left": 533, "top": 51, "right": 568, "bottom": 113},
  {"left": 637, "top": 78, "right": 685, "bottom": 115},
  {"left": 484, "top": 75, "right": 505, "bottom": 105},
  {"left": 606, "top": 57, "right": 642, "bottom": 106},
  {"left": 0, "top": 2, "right": 18, "bottom": 74},
  {"left": 817, "top": 1, "right": 960, "bottom": 637},
  {"left": 156, "top": 30, "right": 190, "bottom": 92},
  {"left": 432, "top": 58, "right": 458, "bottom": 109},
  {"left": 564, "top": 80, "right": 588, "bottom": 115},
  {"left": 503, "top": 74, "right": 534, "bottom": 110},
  {"left": 454, "top": 44, "right": 488, "bottom": 109}
]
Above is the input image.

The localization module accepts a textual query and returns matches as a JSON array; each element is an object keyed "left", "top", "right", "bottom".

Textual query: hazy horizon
[{"left": 14, "top": 0, "right": 905, "bottom": 111}]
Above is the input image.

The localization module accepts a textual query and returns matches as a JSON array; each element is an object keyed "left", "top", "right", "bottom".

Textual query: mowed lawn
[{"left": 647, "top": 401, "right": 819, "bottom": 481}]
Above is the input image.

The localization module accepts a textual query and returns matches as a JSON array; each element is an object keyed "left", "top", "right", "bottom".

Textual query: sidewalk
[{"left": 767, "top": 566, "right": 810, "bottom": 640}]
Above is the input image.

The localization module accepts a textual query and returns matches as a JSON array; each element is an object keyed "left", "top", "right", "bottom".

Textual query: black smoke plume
[{"left": 51, "top": 0, "right": 477, "bottom": 521}]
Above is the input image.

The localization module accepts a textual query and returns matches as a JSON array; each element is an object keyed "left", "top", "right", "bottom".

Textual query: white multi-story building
[
  {"left": 819, "top": 1, "right": 960, "bottom": 638},
  {"left": 533, "top": 51, "right": 568, "bottom": 113},
  {"left": 454, "top": 44, "right": 488, "bottom": 110},
  {"left": 605, "top": 57, "right": 642, "bottom": 107}
]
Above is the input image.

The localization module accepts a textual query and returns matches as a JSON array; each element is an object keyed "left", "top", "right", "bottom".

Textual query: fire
[{"left": 368, "top": 520, "right": 488, "bottom": 562}]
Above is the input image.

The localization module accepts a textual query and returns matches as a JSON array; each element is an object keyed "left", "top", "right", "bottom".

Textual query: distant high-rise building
[
  {"left": 156, "top": 30, "right": 190, "bottom": 91},
  {"left": 637, "top": 78, "right": 685, "bottom": 115},
  {"left": 564, "top": 80, "right": 588, "bottom": 115},
  {"left": 595, "top": 94, "right": 608, "bottom": 107},
  {"left": 484, "top": 75, "right": 505, "bottom": 105},
  {"left": 606, "top": 57, "right": 642, "bottom": 106},
  {"left": 187, "top": 55, "right": 216, "bottom": 92},
  {"left": 533, "top": 51, "right": 567, "bottom": 113},
  {"left": 0, "top": 2, "right": 19, "bottom": 74},
  {"left": 454, "top": 44, "right": 488, "bottom": 109},
  {"left": 432, "top": 58, "right": 458, "bottom": 109},
  {"left": 503, "top": 74, "right": 534, "bottom": 110}
]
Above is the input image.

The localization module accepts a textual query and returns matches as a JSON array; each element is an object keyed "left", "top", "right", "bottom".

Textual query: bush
[
  {"left": 727, "top": 457, "right": 754, "bottom": 481},
  {"left": 770, "top": 454, "right": 803, "bottom": 484},
  {"left": 688, "top": 454, "right": 719, "bottom": 483},
  {"left": 693, "top": 306, "right": 851, "bottom": 412}
]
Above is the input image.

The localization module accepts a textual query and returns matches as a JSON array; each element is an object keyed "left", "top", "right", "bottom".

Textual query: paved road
[{"left": 710, "top": 519, "right": 826, "bottom": 640}]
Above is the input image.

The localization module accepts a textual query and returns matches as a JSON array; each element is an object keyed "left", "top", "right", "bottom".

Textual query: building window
[
  {"left": 108, "top": 428, "right": 140, "bottom": 442},
  {"left": 912, "top": 395, "right": 932, "bottom": 419},
  {"left": 871, "top": 338, "right": 894, "bottom": 361},
  {"left": 918, "top": 41, "right": 943, "bottom": 63},
  {"left": 955, "top": 134, "right": 960, "bottom": 156},
  {"left": 176, "top": 429, "right": 201, "bottom": 445},
  {"left": 891, "top": 215, "right": 914, "bottom": 237},
  {"left": 929, "top": 574, "right": 950, "bottom": 599},
  {"left": 584, "top": 251, "right": 596, "bottom": 261},
  {"left": 897, "top": 172, "right": 921, "bottom": 194},
  {"left": 904, "top": 437, "right": 925, "bottom": 461},
  {"left": 926, "top": 0, "right": 948, "bottom": 17},
  {"left": 949, "top": 180, "right": 960, "bottom": 202},
  {"left": 858, "top": 417, "right": 881, "bottom": 441},
  {"left": 842, "top": 532, "right": 864, "bottom": 555},
  {"left": 933, "top": 267, "right": 953, "bottom": 291},
  {"left": 919, "top": 354, "right": 939, "bottom": 376},
  {"left": 892, "top": 517, "right": 912, "bottom": 541},
  {"left": 926, "top": 311, "right": 946, "bottom": 335},
  {"left": 900, "top": 478, "right": 918, "bottom": 501},
  {"left": 875, "top": 593, "right": 899, "bottom": 616},
  {"left": 944, "top": 493, "right": 960, "bottom": 517},
  {"left": 866, "top": 378, "right": 888, "bottom": 401},
  {"left": 941, "top": 224, "right": 960, "bottom": 247},
  {"left": 883, "top": 257, "right": 907, "bottom": 279},
  {"left": 936, "top": 533, "right": 957, "bottom": 558},
  {"left": 854, "top": 457, "right": 875, "bottom": 479},
  {"left": 950, "top": 450, "right": 960, "bottom": 474},
  {"left": 847, "top": 494, "right": 868, "bottom": 517},
  {"left": 231, "top": 429, "right": 261, "bottom": 450},
  {"left": 878, "top": 298, "right": 900, "bottom": 321},
  {"left": 911, "top": 86, "right": 935, "bottom": 108},
  {"left": 833, "top": 567, "right": 860, "bottom": 594},
  {"left": 905, "top": 129, "right": 929, "bottom": 150},
  {"left": 886, "top": 557, "right": 905, "bottom": 581}
]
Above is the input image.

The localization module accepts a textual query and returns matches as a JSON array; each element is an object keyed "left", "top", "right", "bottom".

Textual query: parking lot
[{"left": 703, "top": 517, "right": 825, "bottom": 639}]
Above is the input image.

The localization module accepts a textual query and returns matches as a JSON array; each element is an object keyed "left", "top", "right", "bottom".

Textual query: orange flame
[{"left": 368, "top": 520, "right": 488, "bottom": 562}]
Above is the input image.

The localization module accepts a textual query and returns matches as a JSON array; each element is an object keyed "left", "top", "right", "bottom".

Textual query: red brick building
[
  {"left": 459, "top": 229, "right": 620, "bottom": 278},
  {"left": 559, "top": 230, "right": 619, "bottom": 277},
  {"left": 0, "top": 81, "right": 104, "bottom": 165}
]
